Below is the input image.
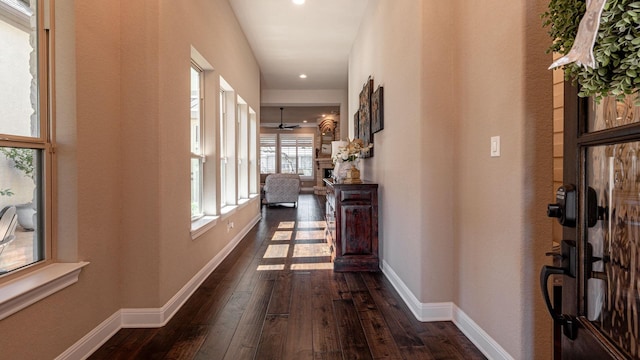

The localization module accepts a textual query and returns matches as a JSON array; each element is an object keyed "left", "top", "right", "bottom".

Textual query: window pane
[
  {"left": 0, "top": 146, "right": 44, "bottom": 274},
  {"left": 0, "top": 0, "right": 39, "bottom": 138},
  {"left": 279, "top": 134, "right": 314, "bottom": 177},
  {"left": 298, "top": 142, "right": 313, "bottom": 177},
  {"left": 219, "top": 89, "right": 226, "bottom": 206},
  {"left": 260, "top": 134, "right": 276, "bottom": 174},
  {"left": 280, "top": 138, "right": 297, "bottom": 174},
  {"left": 190, "top": 66, "right": 203, "bottom": 218},
  {"left": 190, "top": 67, "right": 201, "bottom": 154},
  {"left": 191, "top": 158, "right": 202, "bottom": 217}
]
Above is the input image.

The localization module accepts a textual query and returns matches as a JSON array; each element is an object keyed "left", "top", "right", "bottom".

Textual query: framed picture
[
  {"left": 358, "top": 77, "right": 374, "bottom": 158},
  {"left": 321, "top": 143, "right": 331, "bottom": 155},
  {"left": 319, "top": 132, "right": 333, "bottom": 156},
  {"left": 372, "top": 85, "right": 384, "bottom": 133},
  {"left": 353, "top": 110, "right": 359, "bottom": 141}
]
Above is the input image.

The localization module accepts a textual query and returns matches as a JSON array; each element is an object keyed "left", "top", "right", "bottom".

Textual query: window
[
  {"left": 260, "top": 134, "right": 277, "bottom": 174},
  {"left": 249, "top": 109, "right": 257, "bottom": 195},
  {"left": 279, "top": 134, "right": 313, "bottom": 178},
  {"left": 219, "top": 89, "right": 227, "bottom": 207},
  {"left": 190, "top": 64, "right": 204, "bottom": 219},
  {"left": 237, "top": 97, "right": 248, "bottom": 201},
  {"left": 219, "top": 77, "right": 237, "bottom": 209},
  {"left": 0, "top": 0, "right": 48, "bottom": 274}
]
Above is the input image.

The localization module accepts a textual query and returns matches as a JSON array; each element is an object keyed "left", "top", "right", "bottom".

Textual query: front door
[{"left": 546, "top": 83, "right": 640, "bottom": 358}]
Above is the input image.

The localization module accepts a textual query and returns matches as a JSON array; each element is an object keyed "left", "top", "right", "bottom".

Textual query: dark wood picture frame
[
  {"left": 358, "top": 77, "right": 374, "bottom": 158},
  {"left": 353, "top": 110, "right": 359, "bottom": 141},
  {"left": 372, "top": 85, "right": 384, "bottom": 133}
]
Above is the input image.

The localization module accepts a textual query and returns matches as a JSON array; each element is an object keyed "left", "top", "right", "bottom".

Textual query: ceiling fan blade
[{"left": 276, "top": 107, "right": 299, "bottom": 130}]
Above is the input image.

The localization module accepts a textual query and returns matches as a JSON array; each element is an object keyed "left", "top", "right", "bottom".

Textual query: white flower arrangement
[{"left": 332, "top": 138, "right": 373, "bottom": 164}]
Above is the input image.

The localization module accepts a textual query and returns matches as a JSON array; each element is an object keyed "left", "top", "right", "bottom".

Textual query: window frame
[
  {"left": 0, "top": 0, "right": 52, "bottom": 277},
  {"left": 189, "top": 47, "right": 218, "bottom": 238},
  {"left": 219, "top": 77, "right": 237, "bottom": 211},
  {"left": 219, "top": 88, "right": 228, "bottom": 208},
  {"left": 248, "top": 108, "right": 258, "bottom": 195},
  {"left": 190, "top": 62, "right": 205, "bottom": 220},
  {"left": 0, "top": 1, "right": 88, "bottom": 320},
  {"left": 237, "top": 97, "right": 249, "bottom": 201}
]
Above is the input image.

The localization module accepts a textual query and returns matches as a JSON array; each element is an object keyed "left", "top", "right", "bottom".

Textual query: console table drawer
[{"left": 340, "top": 190, "right": 373, "bottom": 203}]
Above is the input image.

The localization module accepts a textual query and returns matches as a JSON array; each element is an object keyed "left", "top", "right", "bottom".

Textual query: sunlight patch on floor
[
  {"left": 295, "top": 230, "right": 325, "bottom": 240},
  {"left": 291, "top": 263, "right": 333, "bottom": 270},
  {"left": 293, "top": 243, "right": 331, "bottom": 258},
  {"left": 272, "top": 231, "right": 292, "bottom": 241},
  {"left": 257, "top": 264, "right": 286, "bottom": 271},
  {"left": 260, "top": 219, "right": 332, "bottom": 271},
  {"left": 263, "top": 244, "right": 290, "bottom": 258},
  {"left": 297, "top": 221, "right": 326, "bottom": 229},
  {"left": 278, "top": 221, "right": 295, "bottom": 229}
]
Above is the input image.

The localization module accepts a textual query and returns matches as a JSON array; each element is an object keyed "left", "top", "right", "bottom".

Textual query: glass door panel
[
  {"left": 586, "top": 141, "right": 640, "bottom": 359},
  {"left": 588, "top": 95, "right": 640, "bottom": 132}
]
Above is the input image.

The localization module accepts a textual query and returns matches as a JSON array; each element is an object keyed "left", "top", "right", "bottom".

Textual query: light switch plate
[{"left": 490, "top": 136, "right": 500, "bottom": 157}]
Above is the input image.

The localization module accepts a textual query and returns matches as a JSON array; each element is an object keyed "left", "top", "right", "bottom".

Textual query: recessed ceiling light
[
  {"left": 293, "top": 0, "right": 305, "bottom": 4},
  {"left": 303, "top": 120, "right": 308, "bottom": 123},
  {"left": 322, "top": 114, "right": 326, "bottom": 117},
  {"left": 299, "top": 74, "right": 307, "bottom": 79}
]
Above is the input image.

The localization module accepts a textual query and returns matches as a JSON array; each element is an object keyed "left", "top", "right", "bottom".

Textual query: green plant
[
  {"left": 0, "top": 189, "right": 14, "bottom": 197},
  {"left": 542, "top": 0, "right": 640, "bottom": 102},
  {"left": 0, "top": 147, "right": 34, "bottom": 180}
]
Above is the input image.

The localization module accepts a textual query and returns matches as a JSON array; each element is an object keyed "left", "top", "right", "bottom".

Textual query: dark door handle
[
  {"left": 539, "top": 240, "right": 578, "bottom": 340},
  {"left": 540, "top": 265, "right": 566, "bottom": 322}
]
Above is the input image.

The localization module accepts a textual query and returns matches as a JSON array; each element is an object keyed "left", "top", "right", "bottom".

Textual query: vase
[
  {"left": 15, "top": 203, "right": 35, "bottom": 231},
  {"left": 344, "top": 164, "right": 362, "bottom": 184},
  {"left": 334, "top": 161, "right": 349, "bottom": 182}
]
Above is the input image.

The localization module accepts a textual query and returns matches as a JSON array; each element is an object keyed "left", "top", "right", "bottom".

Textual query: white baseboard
[
  {"left": 381, "top": 260, "right": 513, "bottom": 360},
  {"left": 55, "top": 311, "right": 122, "bottom": 360},
  {"left": 57, "top": 213, "right": 261, "bottom": 360},
  {"left": 452, "top": 304, "right": 514, "bottom": 360},
  {"left": 380, "top": 260, "right": 452, "bottom": 321}
]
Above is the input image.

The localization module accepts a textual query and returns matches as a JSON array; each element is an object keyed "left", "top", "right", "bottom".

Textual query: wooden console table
[{"left": 324, "top": 178, "right": 379, "bottom": 272}]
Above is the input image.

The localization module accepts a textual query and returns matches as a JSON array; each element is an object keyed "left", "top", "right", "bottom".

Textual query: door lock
[{"left": 548, "top": 184, "right": 577, "bottom": 227}]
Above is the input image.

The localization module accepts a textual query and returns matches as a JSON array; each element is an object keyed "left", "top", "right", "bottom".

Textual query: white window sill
[
  {"left": 238, "top": 198, "right": 250, "bottom": 209},
  {"left": 0, "top": 261, "right": 89, "bottom": 320},
  {"left": 220, "top": 205, "right": 238, "bottom": 219},
  {"left": 190, "top": 215, "right": 219, "bottom": 240}
]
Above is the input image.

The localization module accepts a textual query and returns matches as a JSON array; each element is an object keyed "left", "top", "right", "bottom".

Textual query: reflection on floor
[{"left": 260, "top": 219, "right": 332, "bottom": 271}]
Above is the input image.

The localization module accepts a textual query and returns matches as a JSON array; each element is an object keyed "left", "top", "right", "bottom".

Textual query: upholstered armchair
[{"left": 263, "top": 173, "right": 301, "bottom": 207}]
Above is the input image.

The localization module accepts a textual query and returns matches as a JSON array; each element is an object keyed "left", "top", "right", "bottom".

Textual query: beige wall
[
  {"left": 350, "top": 0, "right": 431, "bottom": 299},
  {"left": 349, "top": 0, "right": 553, "bottom": 358},
  {"left": 453, "top": 1, "right": 552, "bottom": 357},
  {"left": 0, "top": 0, "right": 261, "bottom": 358}
]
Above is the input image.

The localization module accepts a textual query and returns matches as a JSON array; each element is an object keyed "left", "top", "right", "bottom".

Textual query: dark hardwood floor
[{"left": 89, "top": 194, "right": 486, "bottom": 360}]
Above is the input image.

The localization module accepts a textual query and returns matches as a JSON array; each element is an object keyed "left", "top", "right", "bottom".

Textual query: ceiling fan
[{"left": 276, "top": 107, "right": 300, "bottom": 130}]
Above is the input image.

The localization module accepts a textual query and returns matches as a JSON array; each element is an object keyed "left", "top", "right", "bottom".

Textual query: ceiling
[{"left": 228, "top": 0, "right": 370, "bottom": 126}]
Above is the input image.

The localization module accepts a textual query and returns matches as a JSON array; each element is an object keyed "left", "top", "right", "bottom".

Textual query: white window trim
[
  {"left": 0, "top": 262, "right": 89, "bottom": 320},
  {"left": 190, "top": 47, "right": 216, "bottom": 221},
  {"left": 190, "top": 63, "right": 205, "bottom": 220},
  {"left": 190, "top": 215, "right": 219, "bottom": 240},
  {"left": 220, "top": 204, "right": 238, "bottom": 217}
]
